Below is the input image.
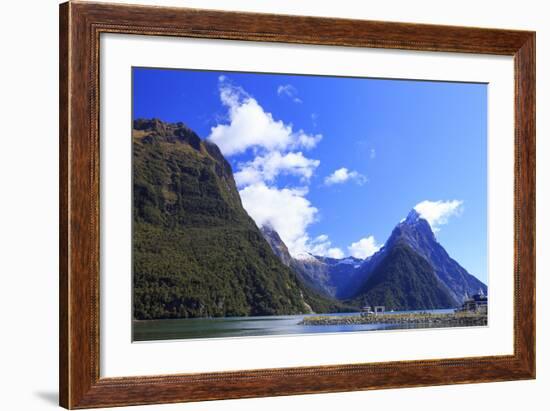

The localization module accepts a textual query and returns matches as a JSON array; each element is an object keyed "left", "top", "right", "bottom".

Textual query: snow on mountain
[{"left": 293, "top": 251, "right": 319, "bottom": 262}]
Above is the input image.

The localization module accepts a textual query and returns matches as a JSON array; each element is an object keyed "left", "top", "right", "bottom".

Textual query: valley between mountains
[{"left": 132, "top": 119, "right": 487, "bottom": 321}]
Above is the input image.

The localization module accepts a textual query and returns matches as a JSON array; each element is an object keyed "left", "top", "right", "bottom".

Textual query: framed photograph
[{"left": 59, "top": 1, "right": 535, "bottom": 409}]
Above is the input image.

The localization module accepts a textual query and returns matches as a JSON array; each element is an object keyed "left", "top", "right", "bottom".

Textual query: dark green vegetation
[
  {"left": 348, "top": 243, "right": 456, "bottom": 310},
  {"left": 133, "top": 119, "right": 344, "bottom": 320}
]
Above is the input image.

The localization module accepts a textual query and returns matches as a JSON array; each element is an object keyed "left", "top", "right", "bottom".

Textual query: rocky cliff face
[{"left": 260, "top": 225, "right": 293, "bottom": 267}]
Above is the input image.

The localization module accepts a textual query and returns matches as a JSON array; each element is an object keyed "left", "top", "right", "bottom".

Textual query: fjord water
[{"left": 133, "top": 309, "right": 456, "bottom": 342}]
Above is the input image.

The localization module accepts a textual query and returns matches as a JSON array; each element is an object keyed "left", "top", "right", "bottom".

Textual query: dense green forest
[
  {"left": 349, "top": 242, "right": 456, "bottom": 310},
  {"left": 132, "top": 119, "right": 342, "bottom": 320}
]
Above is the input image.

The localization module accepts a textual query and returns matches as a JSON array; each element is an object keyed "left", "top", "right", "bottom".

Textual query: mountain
[
  {"left": 384, "top": 209, "right": 487, "bottom": 304},
  {"left": 347, "top": 209, "right": 487, "bottom": 309},
  {"left": 260, "top": 225, "right": 293, "bottom": 267},
  {"left": 349, "top": 242, "right": 457, "bottom": 310},
  {"left": 260, "top": 226, "right": 358, "bottom": 311},
  {"left": 260, "top": 225, "right": 363, "bottom": 298},
  {"left": 261, "top": 209, "right": 486, "bottom": 311},
  {"left": 311, "top": 256, "right": 364, "bottom": 298},
  {"left": 132, "top": 118, "right": 337, "bottom": 319}
]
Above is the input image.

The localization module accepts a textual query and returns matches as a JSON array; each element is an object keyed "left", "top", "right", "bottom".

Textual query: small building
[
  {"left": 374, "top": 306, "right": 385, "bottom": 314},
  {"left": 360, "top": 301, "right": 373, "bottom": 317},
  {"left": 360, "top": 301, "right": 385, "bottom": 316},
  {"left": 458, "top": 289, "right": 488, "bottom": 313}
]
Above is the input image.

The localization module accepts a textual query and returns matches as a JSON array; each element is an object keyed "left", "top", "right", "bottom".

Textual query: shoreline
[{"left": 299, "top": 311, "right": 487, "bottom": 327}]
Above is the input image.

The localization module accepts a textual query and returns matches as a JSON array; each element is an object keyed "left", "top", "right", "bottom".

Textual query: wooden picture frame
[{"left": 59, "top": 1, "right": 535, "bottom": 408}]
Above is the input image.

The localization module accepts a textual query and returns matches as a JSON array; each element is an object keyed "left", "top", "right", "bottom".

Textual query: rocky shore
[{"left": 299, "top": 312, "right": 487, "bottom": 327}]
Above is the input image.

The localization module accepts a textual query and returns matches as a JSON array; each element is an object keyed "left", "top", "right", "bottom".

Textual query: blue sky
[{"left": 133, "top": 67, "right": 488, "bottom": 283}]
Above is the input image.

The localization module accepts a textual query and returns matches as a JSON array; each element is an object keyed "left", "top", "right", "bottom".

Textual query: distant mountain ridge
[
  {"left": 261, "top": 226, "right": 362, "bottom": 299},
  {"left": 260, "top": 226, "right": 355, "bottom": 311},
  {"left": 261, "top": 210, "right": 487, "bottom": 311}
]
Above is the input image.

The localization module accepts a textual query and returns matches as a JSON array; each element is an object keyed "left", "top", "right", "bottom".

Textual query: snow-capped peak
[{"left": 293, "top": 251, "right": 318, "bottom": 262}]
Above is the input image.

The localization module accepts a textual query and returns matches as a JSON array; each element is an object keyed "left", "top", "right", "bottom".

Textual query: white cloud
[
  {"left": 209, "top": 78, "right": 318, "bottom": 155},
  {"left": 277, "top": 84, "right": 302, "bottom": 103},
  {"left": 234, "top": 151, "right": 320, "bottom": 187},
  {"left": 307, "top": 235, "right": 344, "bottom": 259},
  {"left": 327, "top": 248, "right": 345, "bottom": 259},
  {"left": 414, "top": 200, "right": 464, "bottom": 232},
  {"left": 239, "top": 182, "right": 318, "bottom": 256},
  {"left": 348, "top": 236, "right": 381, "bottom": 259},
  {"left": 324, "top": 167, "right": 367, "bottom": 186},
  {"left": 210, "top": 77, "right": 343, "bottom": 259},
  {"left": 239, "top": 182, "right": 347, "bottom": 258},
  {"left": 370, "top": 148, "right": 376, "bottom": 159},
  {"left": 295, "top": 130, "right": 322, "bottom": 150}
]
